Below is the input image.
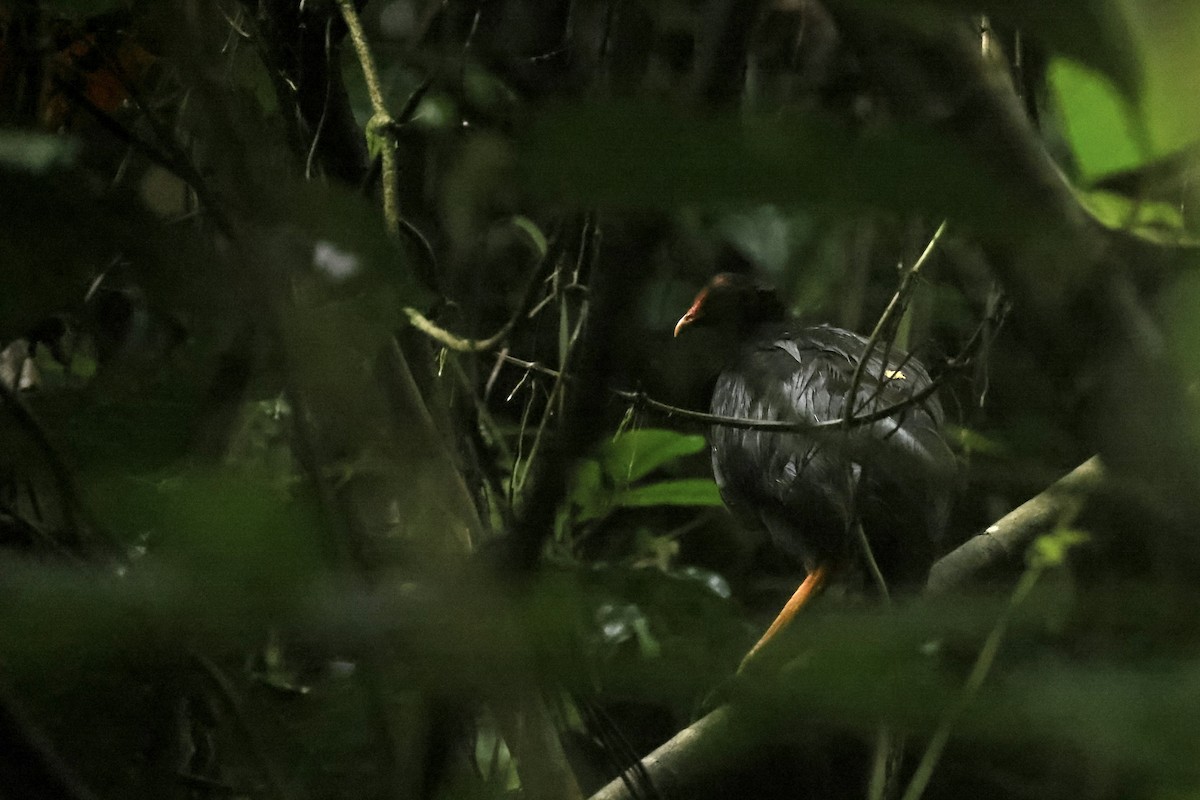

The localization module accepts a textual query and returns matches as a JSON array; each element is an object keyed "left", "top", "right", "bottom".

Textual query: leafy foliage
[{"left": 0, "top": 1, "right": 1198, "bottom": 800}]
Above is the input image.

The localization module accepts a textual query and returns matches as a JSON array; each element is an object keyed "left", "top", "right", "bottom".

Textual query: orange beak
[
  {"left": 673, "top": 311, "right": 696, "bottom": 338},
  {"left": 674, "top": 291, "right": 706, "bottom": 337}
]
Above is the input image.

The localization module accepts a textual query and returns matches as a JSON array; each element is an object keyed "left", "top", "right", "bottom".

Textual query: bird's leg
[{"left": 738, "top": 562, "right": 831, "bottom": 673}]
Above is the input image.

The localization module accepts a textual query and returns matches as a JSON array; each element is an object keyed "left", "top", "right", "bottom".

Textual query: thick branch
[{"left": 926, "top": 456, "right": 1104, "bottom": 594}]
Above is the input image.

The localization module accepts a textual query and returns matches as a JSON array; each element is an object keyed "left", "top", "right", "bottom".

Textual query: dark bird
[{"left": 674, "top": 273, "right": 955, "bottom": 667}]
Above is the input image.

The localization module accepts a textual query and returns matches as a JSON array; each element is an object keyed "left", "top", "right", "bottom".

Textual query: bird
[{"left": 674, "top": 273, "right": 955, "bottom": 668}]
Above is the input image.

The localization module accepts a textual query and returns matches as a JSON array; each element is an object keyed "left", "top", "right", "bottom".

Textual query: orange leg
[{"left": 739, "top": 562, "right": 831, "bottom": 673}]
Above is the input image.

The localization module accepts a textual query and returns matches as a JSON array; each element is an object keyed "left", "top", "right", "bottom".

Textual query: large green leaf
[
  {"left": 1046, "top": 3, "right": 1200, "bottom": 184},
  {"left": 1049, "top": 58, "right": 1144, "bottom": 181},
  {"left": 566, "top": 430, "right": 716, "bottom": 524}
]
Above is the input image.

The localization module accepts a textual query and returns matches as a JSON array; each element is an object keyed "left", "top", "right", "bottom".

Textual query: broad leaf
[
  {"left": 615, "top": 479, "right": 723, "bottom": 510},
  {"left": 599, "top": 428, "right": 708, "bottom": 483},
  {"left": 1049, "top": 58, "right": 1144, "bottom": 181}
]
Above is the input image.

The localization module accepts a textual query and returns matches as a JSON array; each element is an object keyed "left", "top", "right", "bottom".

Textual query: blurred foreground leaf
[
  {"left": 2, "top": 552, "right": 1200, "bottom": 784},
  {"left": 0, "top": 132, "right": 79, "bottom": 173},
  {"left": 519, "top": 102, "right": 1044, "bottom": 238}
]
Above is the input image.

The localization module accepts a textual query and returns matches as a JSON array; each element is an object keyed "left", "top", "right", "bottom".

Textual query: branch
[
  {"left": 337, "top": 0, "right": 400, "bottom": 237},
  {"left": 926, "top": 456, "right": 1103, "bottom": 595},
  {"left": 616, "top": 380, "right": 947, "bottom": 433},
  {"left": 841, "top": 220, "right": 948, "bottom": 427}
]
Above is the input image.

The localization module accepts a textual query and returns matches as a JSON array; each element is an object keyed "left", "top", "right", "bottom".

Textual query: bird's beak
[{"left": 673, "top": 311, "right": 695, "bottom": 338}]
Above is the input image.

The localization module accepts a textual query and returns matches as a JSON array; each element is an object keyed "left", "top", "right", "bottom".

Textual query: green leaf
[
  {"left": 946, "top": 424, "right": 1008, "bottom": 456},
  {"left": 1049, "top": 58, "right": 1145, "bottom": 181},
  {"left": 568, "top": 460, "right": 610, "bottom": 523},
  {"left": 1076, "top": 188, "right": 1193, "bottom": 243},
  {"left": 598, "top": 428, "right": 708, "bottom": 484},
  {"left": 88, "top": 467, "right": 325, "bottom": 598},
  {"left": 510, "top": 215, "right": 548, "bottom": 258},
  {"left": 1027, "top": 527, "right": 1090, "bottom": 569},
  {"left": 615, "top": 479, "right": 723, "bottom": 510},
  {"left": 410, "top": 93, "right": 458, "bottom": 131}
]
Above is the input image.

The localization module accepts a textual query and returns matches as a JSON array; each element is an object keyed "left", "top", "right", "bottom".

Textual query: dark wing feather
[{"left": 710, "top": 324, "right": 954, "bottom": 586}]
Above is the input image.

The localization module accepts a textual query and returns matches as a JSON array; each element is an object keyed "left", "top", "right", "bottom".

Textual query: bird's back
[{"left": 710, "top": 324, "right": 954, "bottom": 590}]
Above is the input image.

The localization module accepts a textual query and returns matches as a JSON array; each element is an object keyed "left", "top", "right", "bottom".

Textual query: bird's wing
[
  {"left": 711, "top": 324, "right": 954, "bottom": 505},
  {"left": 768, "top": 325, "right": 953, "bottom": 479}
]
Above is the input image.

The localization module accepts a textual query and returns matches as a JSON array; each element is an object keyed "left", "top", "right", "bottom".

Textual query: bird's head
[{"left": 674, "top": 273, "right": 787, "bottom": 338}]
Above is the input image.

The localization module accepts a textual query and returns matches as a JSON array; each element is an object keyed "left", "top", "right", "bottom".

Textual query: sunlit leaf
[
  {"left": 1027, "top": 527, "right": 1090, "bottom": 569},
  {"left": 676, "top": 566, "right": 733, "bottom": 600},
  {"left": 1049, "top": 58, "right": 1145, "bottom": 181},
  {"left": 1075, "top": 188, "right": 1193, "bottom": 243}
]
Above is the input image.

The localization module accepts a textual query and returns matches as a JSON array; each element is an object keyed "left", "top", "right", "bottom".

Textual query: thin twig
[
  {"left": 631, "top": 383, "right": 946, "bottom": 432},
  {"left": 404, "top": 307, "right": 520, "bottom": 352},
  {"left": 403, "top": 220, "right": 564, "bottom": 352},
  {"left": 489, "top": 276, "right": 1003, "bottom": 433},
  {"left": 842, "top": 221, "right": 948, "bottom": 428},
  {"left": 514, "top": 299, "right": 588, "bottom": 493},
  {"left": 493, "top": 354, "right": 951, "bottom": 432}
]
